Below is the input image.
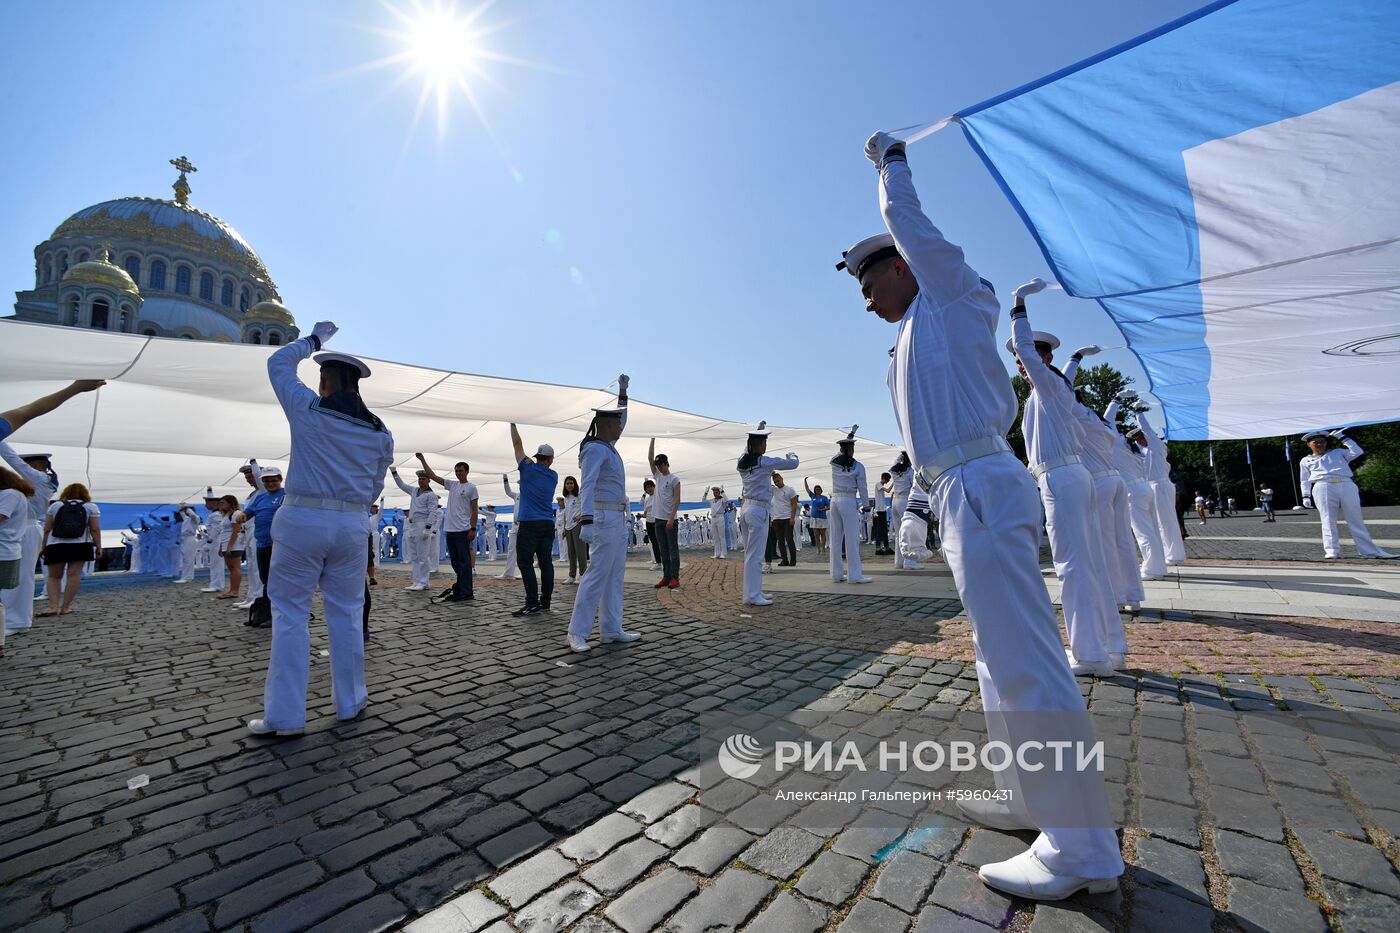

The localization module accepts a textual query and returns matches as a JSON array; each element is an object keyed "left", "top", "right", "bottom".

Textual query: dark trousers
[
  {"left": 769, "top": 518, "right": 795, "bottom": 564},
  {"left": 872, "top": 512, "right": 889, "bottom": 551},
  {"left": 516, "top": 520, "right": 555, "bottom": 609},
  {"left": 256, "top": 544, "right": 273, "bottom": 586},
  {"left": 444, "top": 530, "right": 475, "bottom": 597},
  {"left": 647, "top": 520, "right": 663, "bottom": 564},
  {"left": 655, "top": 520, "right": 680, "bottom": 579}
]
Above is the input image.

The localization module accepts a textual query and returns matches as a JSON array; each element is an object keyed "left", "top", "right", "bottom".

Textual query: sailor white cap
[
  {"left": 260, "top": 466, "right": 283, "bottom": 478},
  {"left": 592, "top": 404, "right": 626, "bottom": 417},
  {"left": 238, "top": 463, "right": 255, "bottom": 474},
  {"left": 1301, "top": 430, "right": 1330, "bottom": 442},
  {"left": 415, "top": 469, "right": 429, "bottom": 477},
  {"left": 748, "top": 420, "right": 772, "bottom": 437},
  {"left": 314, "top": 352, "right": 371, "bottom": 379},
  {"left": 20, "top": 451, "right": 53, "bottom": 461},
  {"left": 1005, "top": 331, "right": 1061, "bottom": 353},
  {"left": 837, "top": 233, "right": 899, "bottom": 279},
  {"left": 536, "top": 443, "right": 555, "bottom": 457},
  {"left": 837, "top": 425, "right": 858, "bottom": 446}
]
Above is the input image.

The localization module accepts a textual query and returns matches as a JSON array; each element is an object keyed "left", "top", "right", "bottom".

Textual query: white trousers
[
  {"left": 262, "top": 507, "right": 368, "bottom": 729},
  {"left": 208, "top": 550, "right": 227, "bottom": 591},
  {"left": 932, "top": 453, "right": 1123, "bottom": 879},
  {"left": 829, "top": 496, "right": 865, "bottom": 582},
  {"left": 500, "top": 525, "right": 519, "bottom": 578},
  {"left": 1315, "top": 480, "right": 1384, "bottom": 557},
  {"left": 742, "top": 502, "right": 770, "bottom": 602},
  {"left": 1124, "top": 481, "right": 1168, "bottom": 578},
  {"left": 1093, "top": 475, "right": 1144, "bottom": 612},
  {"left": 177, "top": 536, "right": 197, "bottom": 581},
  {"left": 891, "top": 495, "right": 909, "bottom": 567},
  {"left": 1039, "top": 464, "right": 1117, "bottom": 663},
  {"left": 485, "top": 524, "right": 498, "bottom": 560},
  {"left": 244, "top": 526, "right": 264, "bottom": 599},
  {"left": 1, "top": 521, "right": 41, "bottom": 630},
  {"left": 1149, "top": 479, "right": 1186, "bottom": 563},
  {"left": 712, "top": 519, "right": 727, "bottom": 558},
  {"left": 407, "top": 524, "right": 435, "bottom": 587},
  {"left": 569, "top": 511, "right": 627, "bottom": 638}
]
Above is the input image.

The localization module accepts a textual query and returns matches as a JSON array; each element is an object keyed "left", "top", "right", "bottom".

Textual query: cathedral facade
[{"left": 8, "top": 157, "right": 298, "bottom": 345}]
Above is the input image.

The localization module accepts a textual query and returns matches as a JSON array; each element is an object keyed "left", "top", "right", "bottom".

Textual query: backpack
[{"left": 53, "top": 500, "right": 89, "bottom": 539}]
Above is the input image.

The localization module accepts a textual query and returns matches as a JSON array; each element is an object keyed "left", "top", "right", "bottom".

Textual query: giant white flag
[
  {"left": 946, "top": 0, "right": 1400, "bottom": 439},
  {"left": 0, "top": 321, "right": 900, "bottom": 506}
]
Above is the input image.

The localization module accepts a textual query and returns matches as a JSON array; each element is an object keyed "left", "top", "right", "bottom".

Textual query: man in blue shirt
[
  {"left": 230, "top": 466, "right": 285, "bottom": 626},
  {"left": 509, "top": 423, "right": 559, "bottom": 617}
]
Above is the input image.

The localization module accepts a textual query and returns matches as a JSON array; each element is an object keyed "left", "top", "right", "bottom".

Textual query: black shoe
[
  {"left": 511, "top": 604, "right": 540, "bottom": 617},
  {"left": 432, "top": 587, "right": 456, "bottom": 603},
  {"left": 457, "top": 593, "right": 475, "bottom": 601}
]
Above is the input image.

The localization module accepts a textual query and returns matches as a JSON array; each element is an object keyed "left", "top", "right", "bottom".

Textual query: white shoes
[
  {"left": 978, "top": 849, "right": 1118, "bottom": 901},
  {"left": 744, "top": 596, "right": 774, "bottom": 606},
  {"left": 569, "top": 636, "right": 591, "bottom": 653},
  {"left": 957, "top": 798, "right": 1037, "bottom": 832},
  {"left": 1323, "top": 554, "right": 1339, "bottom": 560},
  {"left": 904, "top": 560, "right": 924, "bottom": 570},
  {"left": 1109, "top": 652, "right": 1127, "bottom": 671},
  {"left": 648, "top": 562, "right": 661, "bottom": 571},
  {"left": 1066, "top": 651, "right": 1114, "bottom": 677},
  {"left": 246, "top": 718, "right": 304, "bottom": 737},
  {"left": 406, "top": 584, "right": 426, "bottom": 591},
  {"left": 200, "top": 586, "right": 220, "bottom": 593},
  {"left": 564, "top": 577, "right": 577, "bottom": 585},
  {"left": 1122, "top": 601, "right": 1140, "bottom": 612},
  {"left": 847, "top": 576, "right": 873, "bottom": 584},
  {"left": 762, "top": 564, "right": 773, "bottom": 574},
  {"left": 601, "top": 630, "right": 641, "bottom": 644}
]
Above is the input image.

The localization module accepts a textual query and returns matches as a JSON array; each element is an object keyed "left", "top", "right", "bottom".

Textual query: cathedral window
[
  {"left": 142, "top": 328, "right": 157, "bottom": 337},
  {"left": 175, "top": 265, "right": 192, "bottom": 295},
  {"left": 239, "top": 287, "right": 250, "bottom": 312},
  {"left": 124, "top": 256, "right": 140, "bottom": 284},
  {"left": 268, "top": 333, "right": 281, "bottom": 346},
  {"left": 41, "top": 258, "right": 52, "bottom": 285},
  {"left": 199, "top": 272, "right": 214, "bottom": 301},
  {"left": 150, "top": 260, "right": 166, "bottom": 291},
  {"left": 119, "top": 307, "right": 132, "bottom": 332},
  {"left": 248, "top": 330, "right": 262, "bottom": 344},
  {"left": 59, "top": 253, "right": 69, "bottom": 277},
  {"left": 66, "top": 295, "right": 80, "bottom": 326},
  {"left": 76, "top": 250, "right": 89, "bottom": 263},
  {"left": 91, "top": 299, "right": 110, "bottom": 330},
  {"left": 221, "top": 279, "right": 234, "bottom": 306}
]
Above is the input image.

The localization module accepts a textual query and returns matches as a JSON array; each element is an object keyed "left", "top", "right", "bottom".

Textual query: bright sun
[{"left": 404, "top": 5, "right": 478, "bottom": 84}]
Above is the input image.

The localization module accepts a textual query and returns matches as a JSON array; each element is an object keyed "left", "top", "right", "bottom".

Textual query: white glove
[
  {"left": 1329, "top": 429, "right": 1347, "bottom": 439},
  {"left": 1071, "top": 345, "right": 1102, "bottom": 358},
  {"left": 898, "top": 510, "right": 934, "bottom": 562},
  {"left": 579, "top": 523, "right": 595, "bottom": 544},
  {"left": 1012, "top": 278, "right": 1049, "bottom": 301},
  {"left": 1133, "top": 403, "right": 1150, "bottom": 413},
  {"left": 311, "top": 321, "right": 338, "bottom": 345},
  {"left": 864, "top": 132, "right": 905, "bottom": 167},
  {"left": 1116, "top": 389, "right": 1139, "bottom": 400},
  {"left": 1302, "top": 497, "right": 1313, "bottom": 509},
  {"left": 617, "top": 374, "right": 630, "bottom": 392}
]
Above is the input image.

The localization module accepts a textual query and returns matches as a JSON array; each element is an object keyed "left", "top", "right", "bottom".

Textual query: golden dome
[
  {"left": 63, "top": 247, "right": 139, "bottom": 295},
  {"left": 244, "top": 299, "right": 295, "bottom": 326}
]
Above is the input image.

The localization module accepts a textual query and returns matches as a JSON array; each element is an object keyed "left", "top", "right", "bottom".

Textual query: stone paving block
[
  {"left": 728, "top": 793, "right": 802, "bottom": 834},
  {"left": 956, "top": 830, "right": 1029, "bottom": 869},
  {"left": 742, "top": 891, "right": 828, "bottom": 932},
  {"left": 738, "top": 825, "right": 824, "bottom": 879},
  {"left": 478, "top": 821, "right": 553, "bottom": 869},
  {"left": 488, "top": 849, "right": 575, "bottom": 908},
  {"left": 928, "top": 864, "right": 1017, "bottom": 929},
  {"left": 245, "top": 869, "right": 377, "bottom": 933},
  {"left": 1133, "top": 837, "right": 1210, "bottom": 906},
  {"left": 320, "top": 819, "right": 420, "bottom": 872},
  {"left": 671, "top": 824, "right": 755, "bottom": 876},
  {"left": 513, "top": 880, "right": 601, "bottom": 933},
  {"left": 1028, "top": 903, "right": 1116, "bottom": 932},
  {"left": 870, "top": 849, "right": 942, "bottom": 913},
  {"left": 837, "top": 897, "right": 912, "bottom": 933},
  {"left": 1207, "top": 787, "right": 1284, "bottom": 842},
  {"left": 404, "top": 889, "right": 506, "bottom": 933},
  {"left": 794, "top": 851, "right": 870, "bottom": 905},
  {"left": 1129, "top": 886, "right": 1215, "bottom": 933},
  {"left": 68, "top": 853, "right": 214, "bottom": 927},
  {"left": 1323, "top": 879, "right": 1400, "bottom": 932},
  {"left": 394, "top": 851, "right": 492, "bottom": 913},
  {"left": 662, "top": 867, "right": 774, "bottom": 933},
  {"left": 619, "top": 782, "right": 693, "bottom": 823},
  {"left": 582, "top": 838, "right": 669, "bottom": 894},
  {"left": 1137, "top": 799, "right": 1200, "bottom": 849},
  {"left": 305, "top": 893, "right": 410, "bottom": 933},
  {"left": 645, "top": 804, "right": 717, "bottom": 847},
  {"left": 1211, "top": 830, "right": 1304, "bottom": 892},
  {"left": 1225, "top": 877, "right": 1327, "bottom": 933},
  {"left": 558, "top": 812, "right": 643, "bottom": 862},
  {"left": 1297, "top": 830, "right": 1400, "bottom": 896},
  {"left": 604, "top": 867, "right": 698, "bottom": 933},
  {"left": 698, "top": 778, "right": 760, "bottom": 813}
]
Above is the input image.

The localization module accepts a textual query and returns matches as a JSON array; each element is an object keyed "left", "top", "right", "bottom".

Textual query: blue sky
[{"left": 1, "top": 0, "right": 1204, "bottom": 445}]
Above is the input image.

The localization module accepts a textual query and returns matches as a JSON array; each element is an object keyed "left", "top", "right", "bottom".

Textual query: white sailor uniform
[
  {"left": 204, "top": 510, "right": 228, "bottom": 592},
  {"left": 1300, "top": 434, "right": 1393, "bottom": 559},
  {"left": 828, "top": 453, "right": 870, "bottom": 582},
  {"left": 568, "top": 402, "right": 631, "bottom": 641},
  {"left": 869, "top": 150, "right": 1122, "bottom": 880},
  {"left": 1103, "top": 401, "right": 1167, "bottom": 579},
  {"left": 260, "top": 335, "right": 393, "bottom": 730},
  {"left": 393, "top": 472, "right": 440, "bottom": 589},
  {"left": 738, "top": 445, "right": 800, "bottom": 604},
  {"left": 709, "top": 495, "right": 729, "bottom": 558},
  {"left": 175, "top": 505, "right": 199, "bottom": 582},
  {"left": 888, "top": 466, "right": 915, "bottom": 568},
  {"left": 0, "top": 442, "right": 57, "bottom": 630},
  {"left": 1138, "top": 417, "right": 1186, "bottom": 564},
  {"left": 501, "top": 477, "right": 520, "bottom": 579}
]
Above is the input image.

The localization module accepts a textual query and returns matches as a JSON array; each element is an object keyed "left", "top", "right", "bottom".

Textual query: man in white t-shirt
[
  {"left": 647, "top": 439, "right": 683, "bottom": 588},
  {"left": 640, "top": 479, "right": 660, "bottom": 569},
  {"left": 417, "top": 454, "right": 478, "bottom": 601},
  {"left": 768, "top": 473, "right": 800, "bottom": 568}
]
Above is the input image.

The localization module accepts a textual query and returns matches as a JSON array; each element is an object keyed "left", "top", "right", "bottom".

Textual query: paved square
[{"left": 1, "top": 509, "right": 1397, "bottom": 931}]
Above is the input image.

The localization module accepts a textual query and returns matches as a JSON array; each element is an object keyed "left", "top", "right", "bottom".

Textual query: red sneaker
[
  {"left": 654, "top": 578, "right": 670, "bottom": 589},
  {"left": 667, "top": 579, "right": 679, "bottom": 589}
]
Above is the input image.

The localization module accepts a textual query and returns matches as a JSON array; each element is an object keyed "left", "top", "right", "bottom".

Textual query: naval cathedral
[{"left": 7, "top": 157, "right": 299, "bottom": 345}]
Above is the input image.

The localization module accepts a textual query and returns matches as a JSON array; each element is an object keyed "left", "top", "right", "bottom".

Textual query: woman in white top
[
  {"left": 212, "top": 495, "right": 243, "bottom": 598},
  {"left": 40, "top": 482, "right": 101, "bottom": 617},
  {"left": 559, "top": 475, "right": 588, "bottom": 583},
  {"left": 0, "top": 467, "right": 36, "bottom": 655}
]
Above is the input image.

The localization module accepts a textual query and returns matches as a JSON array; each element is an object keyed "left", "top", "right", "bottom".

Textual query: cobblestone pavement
[{"left": 0, "top": 524, "right": 1397, "bottom": 932}]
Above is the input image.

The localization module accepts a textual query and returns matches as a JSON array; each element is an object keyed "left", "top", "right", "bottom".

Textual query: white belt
[
  {"left": 1091, "top": 469, "right": 1118, "bottom": 480},
  {"left": 594, "top": 501, "right": 628, "bottom": 512},
  {"left": 915, "top": 436, "right": 1013, "bottom": 492},
  {"left": 1315, "top": 476, "right": 1350, "bottom": 485},
  {"left": 285, "top": 494, "right": 369, "bottom": 513},
  {"left": 1030, "top": 455, "right": 1083, "bottom": 480},
  {"left": 830, "top": 493, "right": 859, "bottom": 499}
]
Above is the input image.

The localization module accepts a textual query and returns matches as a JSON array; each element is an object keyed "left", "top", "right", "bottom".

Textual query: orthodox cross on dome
[{"left": 169, "top": 155, "right": 198, "bottom": 206}]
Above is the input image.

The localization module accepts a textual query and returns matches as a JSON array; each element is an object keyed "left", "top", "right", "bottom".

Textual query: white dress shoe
[
  {"left": 1109, "top": 652, "right": 1127, "bottom": 671},
  {"left": 957, "top": 797, "right": 1037, "bottom": 832},
  {"left": 200, "top": 586, "right": 220, "bottom": 592},
  {"left": 978, "top": 849, "right": 1118, "bottom": 901},
  {"left": 848, "top": 576, "right": 873, "bottom": 584},
  {"left": 743, "top": 596, "right": 774, "bottom": 607},
  {"left": 247, "top": 718, "right": 304, "bottom": 737},
  {"left": 1066, "top": 651, "right": 1114, "bottom": 677},
  {"left": 569, "top": 636, "right": 591, "bottom": 653},
  {"left": 601, "top": 630, "right": 641, "bottom": 644},
  {"left": 1122, "top": 601, "right": 1141, "bottom": 613},
  {"left": 904, "top": 560, "right": 924, "bottom": 570},
  {"left": 406, "top": 584, "right": 425, "bottom": 591}
]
